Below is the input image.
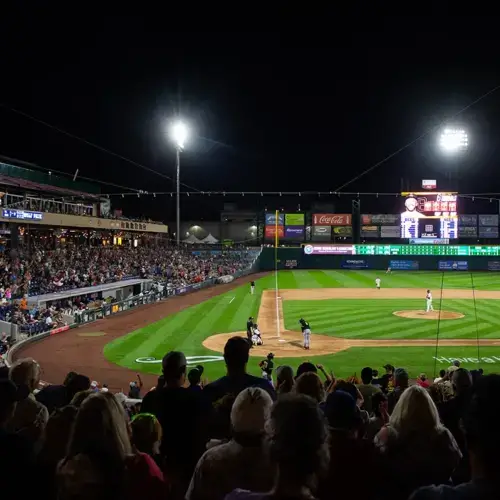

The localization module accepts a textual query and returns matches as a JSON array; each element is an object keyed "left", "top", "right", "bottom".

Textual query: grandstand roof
[{"left": 0, "top": 157, "right": 101, "bottom": 198}]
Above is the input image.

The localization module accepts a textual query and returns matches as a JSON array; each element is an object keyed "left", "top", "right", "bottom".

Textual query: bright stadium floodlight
[
  {"left": 169, "top": 121, "right": 189, "bottom": 245},
  {"left": 170, "top": 121, "right": 188, "bottom": 150},
  {"left": 439, "top": 128, "right": 468, "bottom": 154}
]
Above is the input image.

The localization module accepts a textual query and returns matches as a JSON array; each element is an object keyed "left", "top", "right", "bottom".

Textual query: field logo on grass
[
  {"left": 136, "top": 355, "right": 224, "bottom": 365},
  {"left": 434, "top": 356, "right": 500, "bottom": 364}
]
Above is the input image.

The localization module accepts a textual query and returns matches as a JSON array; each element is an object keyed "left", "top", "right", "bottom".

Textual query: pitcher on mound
[{"left": 426, "top": 290, "right": 434, "bottom": 313}]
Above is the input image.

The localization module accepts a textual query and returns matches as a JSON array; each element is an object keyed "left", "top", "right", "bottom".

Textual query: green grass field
[{"left": 103, "top": 270, "right": 500, "bottom": 380}]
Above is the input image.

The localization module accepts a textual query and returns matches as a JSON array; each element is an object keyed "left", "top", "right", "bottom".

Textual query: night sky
[{"left": 3, "top": 15, "right": 500, "bottom": 220}]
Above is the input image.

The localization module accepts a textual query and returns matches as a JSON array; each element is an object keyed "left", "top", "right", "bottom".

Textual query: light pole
[
  {"left": 438, "top": 128, "right": 468, "bottom": 189},
  {"left": 170, "top": 121, "right": 188, "bottom": 246}
]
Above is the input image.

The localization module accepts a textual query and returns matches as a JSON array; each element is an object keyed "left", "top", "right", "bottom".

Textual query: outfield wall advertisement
[
  {"left": 341, "top": 259, "right": 369, "bottom": 269},
  {"left": 312, "top": 214, "right": 352, "bottom": 226},
  {"left": 389, "top": 260, "right": 419, "bottom": 270},
  {"left": 438, "top": 260, "right": 469, "bottom": 271}
]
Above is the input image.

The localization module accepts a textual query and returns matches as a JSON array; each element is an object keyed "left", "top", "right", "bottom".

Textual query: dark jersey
[
  {"left": 250, "top": 281, "right": 255, "bottom": 287},
  {"left": 246, "top": 320, "right": 254, "bottom": 332},
  {"left": 300, "top": 321, "right": 310, "bottom": 332}
]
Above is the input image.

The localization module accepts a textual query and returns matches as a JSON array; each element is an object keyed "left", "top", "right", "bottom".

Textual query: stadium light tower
[{"left": 170, "top": 121, "right": 189, "bottom": 245}]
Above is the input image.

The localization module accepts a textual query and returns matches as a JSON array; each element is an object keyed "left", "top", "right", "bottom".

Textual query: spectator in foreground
[
  {"left": 294, "top": 372, "right": 325, "bottom": 403},
  {"left": 141, "top": 351, "right": 205, "bottom": 497},
  {"left": 411, "top": 374, "right": 500, "bottom": 500},
  {"left": 130, "top": 413, "right": 164, "bottom": 468},
  {"left": 203, "top": 337, "right": 276, "bottom": 407},
  {"left": 188, "top": 365, "right": 204, "bottom": 392},
  {"left": 275, "top": 365, "right": 294, "bottom": 396},
  {"left": 36, "top": 405, "right": 78, "bottom": 498},
  {"left": 319, "top": 391, "right": 379, "bottom": 500},
  {"left": 387, "top": 367, "right": 409, "bottom": 413},
  {"left": 8, "top": 358, "right": 49, "bottom": 443},
  {"left": 0, "top": 379, "right": 34, "bottom": 486},
  {"left": 375, "top": 385, "right": 462, "bottom": 498},
  {"left": 57, "top": 392, "right": 165, "bottom": 500},
  {"left": 187, "top": 387, "right": 275, "bottom": 500},
  {"left": 357, "top": 366, "right": 381, "bottom": 414},
  {"left": 226, "top": 394, "right": 329, "bottom": 500}
]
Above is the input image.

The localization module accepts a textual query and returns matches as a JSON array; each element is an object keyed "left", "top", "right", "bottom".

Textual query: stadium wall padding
[{"left": 259, "top": 247, "right": 500, "bottom": 271}]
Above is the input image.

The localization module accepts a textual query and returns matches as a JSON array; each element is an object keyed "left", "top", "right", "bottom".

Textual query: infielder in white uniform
[
  {"left": 375, "top": 277, "right": 381, "bottom": 290},
  {"left": 426, "top": 289, "right": 434, "bottom": 312},
  {"left": 252, "top": 325, "right": 263, "bottom": 346}
]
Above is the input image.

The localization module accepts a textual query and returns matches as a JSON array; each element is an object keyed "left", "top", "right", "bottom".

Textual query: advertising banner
[
  {"left": 479, "top": 214, "right": 499, "bottom": 227},
  {"left": 312, "top": 226, "right": 331, "bottom": 241},
  {"left": 479, "top": 226, "right": 499, "bottom": 238},
  {"left": 312, "top": 213, "right": 352, "bottom": 226},
  {"left": 265, "top": 212, "right": 285, "bottom": 225},
  {"left": 265, "top": 225, "right": 284, "bottom": 238},
  {"left": 438, "top": 260, "right": 469, "bottom": 271},
  {"left": 333, "top": 226, "right": 352, "bottom": 236},
  {"left": 303, "top": 244, "right": 353, "bottom": 255},
  {"left": 285, "top": 213, "right": 305, "bottom": 226},
  {"left": 284, "top": 226, "right": 304, "bottom": 238},
  {"left": 389, "top": 260, "right": 419, "bottom": 271},
  {"left": 380, "top": 226, "right": 400, "bottom": 238},
  {"left": 361, "top": 226, "right": 379, "bottom": 238},
  {"left": 458, "top": 215, "right": 477, "bottom": 226},
  {"left": 341, "top": 259, "right": 369, "bottom": 269},
  {"left": 488, "top": 261, "right": 500, "bottom": 271},
  {"left": 458, "top": 226, "right": 478, "bottom": 238},
  {"left": 362, "top": 214, "right": 400, "bottom": 225}
]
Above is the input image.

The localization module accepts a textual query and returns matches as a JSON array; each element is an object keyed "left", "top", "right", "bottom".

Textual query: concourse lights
[{"left": 439, "top": 128, "right": 468, "bottom": 154}]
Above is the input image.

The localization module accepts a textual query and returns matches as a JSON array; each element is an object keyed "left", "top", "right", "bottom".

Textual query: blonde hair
[
  {"left": 389, "top": 385, "right": 441, "bottom": 434},
  {"left": 9, "top": 358, "right": 40, "bottom": 392},
  {"left": 67, "top": 392, "right": 132, "bottom": 462}
]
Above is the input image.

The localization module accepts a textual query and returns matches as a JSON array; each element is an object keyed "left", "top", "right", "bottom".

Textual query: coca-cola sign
[{"left": 312, "top": 213, "right": 351, "bottom": 226}]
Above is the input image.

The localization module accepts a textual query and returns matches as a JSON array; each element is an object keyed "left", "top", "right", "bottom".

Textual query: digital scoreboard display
[
  {"left": 303, "top": 244, "right": 500, "bottom": 256},
  {"left": 400, "top": 192, "right": 458, "bottom": 239}
]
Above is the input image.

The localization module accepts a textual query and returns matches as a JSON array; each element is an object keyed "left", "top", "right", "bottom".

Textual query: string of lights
[{"left": 102, "top": 190, "right": 500, "bottom": 203}]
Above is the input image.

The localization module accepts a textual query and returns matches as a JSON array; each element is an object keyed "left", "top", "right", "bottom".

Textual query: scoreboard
[
  {"left": 400, "top": 192, "right": 458, "bottom": 239},
  {"left": 303, "top": 244, "right": 500, "bottom": 256}
]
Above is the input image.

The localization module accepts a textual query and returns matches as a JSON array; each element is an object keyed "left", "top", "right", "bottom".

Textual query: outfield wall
[{"left": 259, "top": 247, "right": 500, "bottom": 271}]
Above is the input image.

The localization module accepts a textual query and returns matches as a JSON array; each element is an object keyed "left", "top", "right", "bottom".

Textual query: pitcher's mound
[{"left": 393, "top": 310, "right": 464, "bottom": 320}]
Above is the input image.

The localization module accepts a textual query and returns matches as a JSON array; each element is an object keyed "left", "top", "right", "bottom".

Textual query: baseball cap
[
  {"left": 231, "top": 387, "right": 273, "bottom": 434},
  {"left": 323, "top": 390, "right": 361, "bottom": 430},
  {"left": 0, "top": 379, "right": 28, "bottom": 407},
  {"left": 162, "top": 351, "right": 187, "bottom": 376}
]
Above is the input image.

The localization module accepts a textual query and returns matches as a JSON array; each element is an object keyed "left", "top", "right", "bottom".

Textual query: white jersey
[
  {"left": 426, "top": 292, "right": 432, "bottom": 301},
  {"left": 375, "top": 278, "right": 381, "bottom": 287}
]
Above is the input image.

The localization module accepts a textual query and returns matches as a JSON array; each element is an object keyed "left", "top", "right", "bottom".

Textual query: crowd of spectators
[
  {"left": 0, "top": 246, "right": 256, "bottom": 298},
  {"left": 1, "top": 337, "right": 498, "bottom": 500}
]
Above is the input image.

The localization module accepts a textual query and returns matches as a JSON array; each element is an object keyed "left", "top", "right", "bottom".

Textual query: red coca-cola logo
[{"left": 313, "top": 214, "right": 351, "bottom": 226}]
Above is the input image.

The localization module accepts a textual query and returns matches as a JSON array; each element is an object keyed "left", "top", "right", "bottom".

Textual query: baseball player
[
  {"left": 426, "top": 289, "right": 434, "bottom": 313},
  {"left": 386, "top": 266, "right": 391, "bottom": 274},
  {"left": 250, "top": 280, "right": 255, "bottom": 295},
  {"left": 299, "top": 318, "right": 311, "bottom": 350},
  {"left": 246, "top": 316, "right": 255, "bottom": 346},
  {"left": 252, "top": 324, "right": 263, "bottom": 346},
  {"left": 375, "top": 277, "right": 381, "bottom": 290}
]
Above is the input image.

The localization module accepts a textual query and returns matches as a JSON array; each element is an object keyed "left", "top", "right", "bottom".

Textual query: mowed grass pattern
[
  {"left": 283, "top": 298, "right": 500, "bottom": 339},
  {"left": 104, "top": 270, "right": 500, "bottom": 379}
]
